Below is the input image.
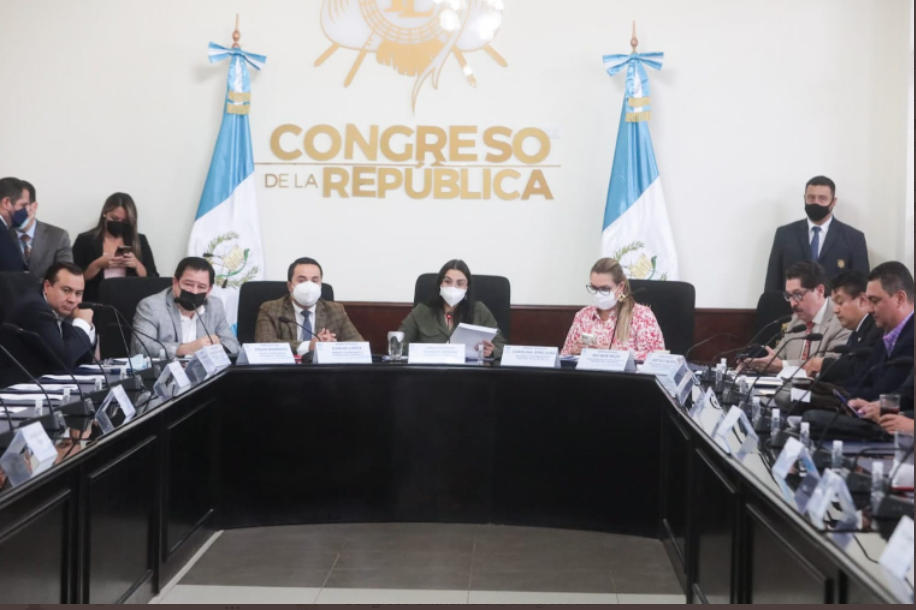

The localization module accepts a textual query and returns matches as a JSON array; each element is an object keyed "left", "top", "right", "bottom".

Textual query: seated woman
[
  {"left": 399, "top": 259, "right": 506, "bottom": 359},
  {"left": 561, "top": 258, "right": 665, "bottom": 360},
  {"left": 73, "top": 192, "right": 158, "bottom": 303}
]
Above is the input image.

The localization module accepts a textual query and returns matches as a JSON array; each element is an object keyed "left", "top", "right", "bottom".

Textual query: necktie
[
  {"left": 801, "top": 321, "right": 815, "bottom": 361},
  {"left": 20, "top": 234, "right": 31, "bottom": 262},
  {"left": 301, "top": 310, "right": 313, "bottom": 342},
  {"left": 810, "top": 226, "right": 821, "bottom": 261}
]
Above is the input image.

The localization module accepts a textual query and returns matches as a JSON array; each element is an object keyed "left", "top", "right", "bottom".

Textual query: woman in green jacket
[{"left": 399, "top": 259, "right": 506, "bottom": 358}]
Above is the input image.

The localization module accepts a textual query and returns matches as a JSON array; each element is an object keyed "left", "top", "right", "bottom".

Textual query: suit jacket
[
  {"left": 0, "top": 290, "right": 93, "bottom": 386},
  {"left": 72, "top": 231, "right": 158, "bottom": 303},
  {"left": 773, "top": 298, "right": 851, "bottom": 364},
  {"left": 848, "top": 314, "right": 915, "bottom": 402},
  {"left": 131, "top": 288, "right": 239, "bottom": 359},
  {"left": 16, "top": 220, "right": 74, "bottom": 279},
  {"left": 819, "top": 314, "right": 882, "bottom": 383},
  {"left": 399, "top": 301, "right": 507, "bottom": 359},
  {"left": 899, "top": 371, "right": 914, "bottom": 417},
  {"left": 255, "top": 295, "right": 363, "bottom": 352},
  {"left": 764, "top": 218, "right": 869, "bottom": 293},
  {"left": 0, "top": 218, "right": 26, "bottom": 272}
]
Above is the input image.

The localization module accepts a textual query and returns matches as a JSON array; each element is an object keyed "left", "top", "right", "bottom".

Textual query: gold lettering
[
  {"left": 405, "top": 168, "right": 433, "bottom": 198},
  {"left": 265, "top": 174, "right": 280, "bottom": 188},
  {"left": 449, "top": 126, "right": 478, "bottom": 162},
  {"left": 483, "top": 126, "right": 513, "bottom": 163},
  {"left": 416, "top": 126, "right": 447, "bottom": 164},
  {"left": 494, "top": 169, "right": 521, "bottom": 200},
  {"left": 434, "top": 169, "right": 460, "bottom": 199},
  {"left": 270, "top": 124, "right": 303, "bottom": 161},
  {"left": 353, "top": 167, "right": 377, "bottom": 197},
  {"left": 460, "top": 169, "right": 481, "bottom": 200},
  {"left": 345, "top": 124, "right": 379, "bottom": 161},
  {"left": 522, "top": 170, "right": 554, "bottom": 200},
  {"left": 381, "top": 126, "right": 415, "bottom": 162},
  {"left": 304, "top": 125, "right": 342, "bottom": 161},
  {"left": 323, "top": 167, "right": 350, "bottom": 198},
  {"left": 378, "top": 168, "right": 404, "bottom": 198},
  {"left": 278, "top": 174, "right": 289, "bottom": 188},
  {"left": 483, "top": 168, "right": 492, "bottom": 199},
  {"left": 304, "top": 174, "right": 319, "bottom": 189},
  {"left": 513, "top": 128, "right": 551, "bottom": 164}
]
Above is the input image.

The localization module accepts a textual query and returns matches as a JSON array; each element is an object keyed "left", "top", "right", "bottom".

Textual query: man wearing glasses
[{"left": 744, "top": 262, "right": 850, "bottom": 374}]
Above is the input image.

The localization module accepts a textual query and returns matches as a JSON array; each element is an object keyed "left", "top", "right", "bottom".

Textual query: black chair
[
  {"left": 237, "top": 281, "right": 335, "bottom": 345},
  {"left": 0, "top": 272, "right": 41, "bottom": 323},
  {"left": 413, "top": 274, "right": 511, "bottom": 341},
  {"left": 629, "top": 280, "right": 696, "bottom": 357},
  {"left": 755, "top": 292, "right": 792, "bottom": 343},
  {"left": 98, "top": 277, "right": 174, "bottom": 358}
]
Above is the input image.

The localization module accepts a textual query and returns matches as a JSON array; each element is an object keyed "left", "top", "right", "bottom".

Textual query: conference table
[{"left": 0, "top": 362, "right": 910, "bottom": 604}]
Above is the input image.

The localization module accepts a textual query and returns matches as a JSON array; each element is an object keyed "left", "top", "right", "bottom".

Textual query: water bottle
[
  {"left": 770, "top": 408, "right": 781, "bottom": 437},
  {"left": 119, "top": 367, "right": 127, "bottom": 381},
  {"left": 158, "top": 348, "right": 166, "bottom": 361},
  {"left": 34, "top": 398, "right": 44, "bottom": 417},
  {"left": 831, "top": 440, "right": 844, "bottom": 471},
  {"left": 94, "top": 377, "right": 103, "bottom": 392},
  {"left": 751, "top": 397, "right": 762, "bottom": 425},
  {"left": 800, "top": 422, "right": 811, "bottom": 450},
  {"left": 63, "top": 388, "right": 71, "bottom": 403},
  {"left": 871, "top": 461, "right": 886, "bottom": 514},
  {"left": 476, "top": 343, "right": 485, "bottom": 365}
]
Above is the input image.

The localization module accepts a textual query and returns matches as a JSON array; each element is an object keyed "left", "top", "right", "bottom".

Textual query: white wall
[
  {"left": 0, "top": 0, "right": 912, "bottom": 308},
  {"left": 906, "top": 0, "right": 915, "bottom": 271}
]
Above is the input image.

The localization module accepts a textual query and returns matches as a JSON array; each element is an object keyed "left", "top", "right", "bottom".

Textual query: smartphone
[
  {"left": 115, "top": 246, "right": 132, "bottom": 257},
  {"left": 581, "top": 333, "right": 596, "bottom": 347}
]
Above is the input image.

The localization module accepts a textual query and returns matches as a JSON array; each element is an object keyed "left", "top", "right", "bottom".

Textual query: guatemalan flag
[
  {"left": 601, "top": 51, "right": 679, "bottom": 281},
  {"left": 187, "top": 42, "right": 267, "bottom": 332}
]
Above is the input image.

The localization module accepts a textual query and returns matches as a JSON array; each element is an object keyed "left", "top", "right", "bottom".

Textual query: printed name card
[
  {"left": 198, "top": 344, "right": 232, "bottom": 371},
  {"left": 153, "top": 361, "right": 193, "bottom": 400},
  {"left": 640, "top": 354, "right": 692, "bottom": 405},
  {"left": 314, "top": 342, "right": 373, "bottom": 365},
  {"left": 0, "top": 421, "right": 58, "bottom": 487},
  {"left": 576, "top": 349, "right": 636, "bottom": 373},
  {"left": 880, "top": 517, "right": 915, "bottom": 580},
  {"left": 238, "top": 343, "right": 297, "bottom": 365},
  {"left": 501, "top": 346, "right": 560, "bottom": 369},
  {"left": 104, "top": 384, "right": 137, "bottom": 420},
  {"left": 408, "top": 344, "right": 467, "bottom": 365}
]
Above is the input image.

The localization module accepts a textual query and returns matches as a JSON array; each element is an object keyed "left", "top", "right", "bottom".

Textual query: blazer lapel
[
  {"left": 794, "top": 221, "right": 812, "bottom": 262},
  {"left": 282, "top": 296, "right": 298, "bottom": 341},
  {"left": 166, "top": 294, "right": 184, "bottom": 343},
  {"left": 818, "top": 220, "right": 841, "bottom": 264}
]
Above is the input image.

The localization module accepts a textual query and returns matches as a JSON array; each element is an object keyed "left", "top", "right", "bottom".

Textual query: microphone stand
[
  {"left": 685, "top": 332, "right": 739, "bottom": 364},
  {"left": 44, "top": 315, "right": 110, "bottom": 390},
  {"left": 0, "top": 343, "right": 62, "bottom": 435},
  {"left": 277, "top": 316, "right": 320, "bottom": 361},
  {"left": 5, "top": 322, "right": 88, "bottom": 405}
]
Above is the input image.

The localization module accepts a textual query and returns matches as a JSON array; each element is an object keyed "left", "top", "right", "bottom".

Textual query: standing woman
[
  {"left": 73, "top": 193, "right": 158, "bottom": 303},
  {"left": 561, "top": 258, "right": 665, "bottom": 360}
]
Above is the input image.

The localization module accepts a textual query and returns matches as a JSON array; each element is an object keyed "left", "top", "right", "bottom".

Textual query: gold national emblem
[
  {"left": 837, "top": 259, "right": 846, "bottom": 269},
  {"left": 316, "top": 0, "right": 507, "bottom": 111}
]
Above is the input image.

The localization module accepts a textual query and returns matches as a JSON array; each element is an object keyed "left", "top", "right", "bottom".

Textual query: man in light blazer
[
  {"left": 744, "top": 261, "right": 851, "bottom": 373},
  {"left": 131, "top": 257, "right": 239, "bottom": 359},
  {"left": 255, "top": 257, "right": 363, "bottom": 356},
  {"left": 13, "top": 181, "right": 73, "bottom": 279}
]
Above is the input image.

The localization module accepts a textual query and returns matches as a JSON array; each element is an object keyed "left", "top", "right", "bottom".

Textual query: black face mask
[
  {"left": 805, "top": 202, "right": 833, "bottom": 223},
  {"left": 176, "top": 290, "right": 208, "bottom": 311},
  {"left": 106, "top": 220, "right": 127, "bottom": 238}
]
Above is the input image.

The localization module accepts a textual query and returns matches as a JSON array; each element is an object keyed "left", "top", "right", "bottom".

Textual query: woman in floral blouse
[{"left": 561, "top": 258, "right": 665, "bottom": 360}]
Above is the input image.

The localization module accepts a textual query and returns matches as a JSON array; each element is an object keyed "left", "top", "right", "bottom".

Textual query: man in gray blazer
[
  {"left": 13, "top": 181, "right": 73, "bottom": 279},
  {"left": 131, "top": 257, "right": 239, "bottom": 360},
  {"left": 744, "top": 261, "right": 851, "bottom": 374}
]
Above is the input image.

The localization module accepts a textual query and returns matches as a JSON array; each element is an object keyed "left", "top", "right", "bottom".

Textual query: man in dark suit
[
  {"left": 0, "top": 262, "right": 96, "bottom": 386},
  {"left": 13, "top": 181, "right": 73, "bottom": 279},
  {"left": 0, "top": 177, "right": 29, "bottom": 272},
  {"left": 764, "top": 176, "right": 869, "bottom": 293},
  {"left": 804, "top": 270, "right": 882, "bottom": 382}
]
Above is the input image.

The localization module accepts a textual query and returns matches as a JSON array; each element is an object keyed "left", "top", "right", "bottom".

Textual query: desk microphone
[
  {"left": 3, "top": 322, "right": 87, "bottom": 404},
  {"left": 36, "top": 313, "right": 109, "bottom": 390},
  {"left": 684, "top": 333, "right": 740, "bottom": 363},
  {"left": 716, "top": 315, "right": 792, "bottom": 363},
  {"left": 278, "top": 316, "right": 319, "bottom": 344},
  {"left": 743, "top": 333, "right": 822, "bottom": 405},
  {"left": 79, "top": 302, "right": 165, "bottom": 375},
  {"left": 718, "top": 323, "right": 806, "bottom": 397},
  {"left": 77, "top": 302, "right": 133, "bottom": 376},
  {"left": 0, "top": 338, "right": 62, "bottom": 433}
]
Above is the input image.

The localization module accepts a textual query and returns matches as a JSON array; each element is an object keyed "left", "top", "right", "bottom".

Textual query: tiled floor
[{"left": 154, "top": 523, "right": 686, "bottom": 604}]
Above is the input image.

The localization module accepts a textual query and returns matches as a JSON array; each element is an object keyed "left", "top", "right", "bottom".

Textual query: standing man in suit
[
  {"left": 764, "top": 176, "right": 869, "bottom": 294},
  {"left": 0, "top": 177, "right": 29, "bottom": 272},
  {"left": 131, "top": 257, "right": 239, "bottom": 359},
  {"left": 14, "top": 180, "right": 74, "bottom": 279},
  {"left": 804, "top": 270, "right": 882, "bottom": 381},
  {"left": 743, "top": 262, "right": 850, "bottom": 373},
  {"left": 255, "top": 257, "right": 363, "bottom": 356}
]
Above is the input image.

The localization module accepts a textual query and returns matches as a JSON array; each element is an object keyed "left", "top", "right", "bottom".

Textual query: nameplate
[
  {"left": 408, "top": 344, "right": 466, "bottom": 365},
  {"left": 712, "top": 406, "right": 759, "bottom": 459},
  {"left": 0, "top": 422, "right": 58, "bottom": 487},
  {"left": 880, "top": 516, "right": 915, "bottom": 580},
  {"left": 576, "top": 349, "right": 636, "bottom": 373},
  {"left": 640, "top": 354, "right": 691, "bottom": 405},
  {"left": 102, "top": 384, "right": 137, "bottom": 421},
  {"left": 314, "top": 342, "right": 372, "bottom": 365},
  {"left": 238, "top": 343, "right": 297, "bottom": 366},
  {"left": 689, "top": 388, "right": 712, "bottom": 421},
  {"left": 501, "top": 346, "right": 560, "bottom": 369},
  {"left": 186, "top": 344, "right": 232, "bottom": 384},
  {"left": 806, "top": 470, "right": 857, "bottom": 532},
  {"left": 153, "top": 361, "right": 193, "bottom": 399}
]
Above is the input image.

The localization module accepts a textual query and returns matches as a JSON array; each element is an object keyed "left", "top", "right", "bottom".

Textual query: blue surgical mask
[{"left": 10, "top": 206, "right": 29, "bottom": 229}]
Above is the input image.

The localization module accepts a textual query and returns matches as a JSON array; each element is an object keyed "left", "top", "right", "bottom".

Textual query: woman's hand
[
  {"left": 121, "top": 252, "right": 147, "bottom": 276},
  {"left": 481, "top": 340, "right": 495, "bottom": 358}
]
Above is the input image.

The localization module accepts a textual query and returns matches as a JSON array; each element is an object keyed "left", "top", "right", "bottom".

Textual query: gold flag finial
[
  {"left": 232, "top": 14, "right": 241, "bottom": 48},
  {"left": 630, "top": 21, "right": 638, "bottom": 54}
]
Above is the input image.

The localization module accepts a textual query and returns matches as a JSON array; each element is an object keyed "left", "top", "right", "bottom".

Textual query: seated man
[
  {"left": 0, "top": 262, "right": 95, "bottom": 385},
  {"left": 804, "top": 270, "right": 881, "bottom": 382},
  {"left": 744, "top": 262, "right": 850, "bottom": 374},
  {"left": 850, "top": 371, "right": 914, "bottom": 435},
  {"left": 132, "top": 257, "right": 239, "bottom": 360},
  {"left": 844, "top": 262, "right": 914, "bottom": 401},
  {"left": 255, "top": 257, "right": 363, "bottom": 356}
]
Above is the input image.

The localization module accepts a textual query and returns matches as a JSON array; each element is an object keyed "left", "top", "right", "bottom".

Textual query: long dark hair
[
  {"left": 92, "top": 192, "right": 142, "bottom": 262},
  {"left": 428, "top": 259, "right": 476, "bottom": 326}
]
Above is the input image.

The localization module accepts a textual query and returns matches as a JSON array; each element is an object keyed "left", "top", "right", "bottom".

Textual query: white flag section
[
  {"left": 188, "top": 43, "right": 267, "bottom": 333},
  {"left": 601, "top": 51, "right": 679, "bottom": 281}
]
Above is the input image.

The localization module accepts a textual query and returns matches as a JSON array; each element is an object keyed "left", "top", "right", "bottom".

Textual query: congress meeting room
[{"left": 0, "top": 0, "right": 914, "bottom": 605}]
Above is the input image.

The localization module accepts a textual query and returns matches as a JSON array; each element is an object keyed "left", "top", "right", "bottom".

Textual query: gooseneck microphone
[
  {"left": 76, "top": 302, "right": 133, "bottom": 377},
  {"left": 0, "top": 336, "right": 58, "bottom": 425},
  {"left": 684, "top": 333, "right": 740, "bottom": 363},
  {"left": 713, "top": 315, "right": 793, "bottom": 364},
  {"left": 36, "top": 313, "right": 109, "bottom": 389},
  {"left": 278, "top": 316, "right": 319, "bottom": 344},
  {"left": 3, "top": 321, "right": 87, "bottom": 404},
  {"left": 743, "top": 333, "right": 823, "bottom": 405},
  {"left": 78, "top": 302, "right": 165, "bottom": 375}
]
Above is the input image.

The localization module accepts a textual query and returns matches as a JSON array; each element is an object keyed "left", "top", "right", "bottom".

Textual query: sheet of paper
[
  {"left": 450, "top": 324, "right": 499, "bottom": 360},
  {"left": 9, "top": 384, "right": 78, "bottom": 392}
]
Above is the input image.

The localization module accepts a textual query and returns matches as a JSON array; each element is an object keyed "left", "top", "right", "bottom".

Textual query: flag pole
[
  {"left": 630, "top": 21, "right": 638, "bottom": 54},
  {"left": 232, "top": 14, "right": 241, "bottom": 49}
]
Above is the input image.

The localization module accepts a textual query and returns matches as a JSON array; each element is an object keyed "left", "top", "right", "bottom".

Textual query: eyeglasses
[
  {"left": 783, "top": 289, "right": 811, "bottom": 303},
  {"left": 586, "top": 285, "right": 615, "bottom": 296}
]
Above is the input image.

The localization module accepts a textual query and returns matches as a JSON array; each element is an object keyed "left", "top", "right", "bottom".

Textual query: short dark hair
[
  {"left": 786, "top": 261, "right": 830, "bottom": 291},
  {"left": 174, "top": 257, "right": 215, "bottom": 286},
  {"left": 44, "top": 262, "right": 84, "bottom": 285},
  {"left": 831, "top": 270, "right": 868, "bottom": 299},
  {"left": 805, "top": 175, "right": 836, "bottom": 198},
  {"left": 868, "top": 262, "right": 915, "bottom": 303},
  {"left": 0, "top": 177, "right": 25, "bottom": 205},
  {"left": 21, "top": 180, "right": 35, "bottom": 203},
  {"left": 287, "top": 257, "right": 323, "bottom": 282}
]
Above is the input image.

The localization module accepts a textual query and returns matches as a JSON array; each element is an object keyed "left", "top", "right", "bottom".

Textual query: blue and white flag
[
  {"left": 188, "top": 43, "right": 267, "bottom": 331},
  {"left": 601, "top": 51, "right": 679, "bottom": 281}
]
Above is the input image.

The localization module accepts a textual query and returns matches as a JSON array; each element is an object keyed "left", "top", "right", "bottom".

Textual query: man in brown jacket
[{"left": 254, "top": 257, "right": 364, "bottom": 356}]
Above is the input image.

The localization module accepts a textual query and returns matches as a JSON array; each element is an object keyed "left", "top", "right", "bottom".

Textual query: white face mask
[
  {"left": 440, "top": 286, "right": 467, "bottom": 308},
  {"left": 292, "top": 281, "right": 322, "bottom": 308},
  {"left": 593, "top": 291, "right": 619, "bottom": 311}
]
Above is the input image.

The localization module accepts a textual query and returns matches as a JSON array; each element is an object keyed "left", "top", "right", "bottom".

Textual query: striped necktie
[
  {"left": 20, "top": 234, "right": 31, "bottom": 262},
  {"left": 801, "top": 322, "right": 815, "bottom": 360}
]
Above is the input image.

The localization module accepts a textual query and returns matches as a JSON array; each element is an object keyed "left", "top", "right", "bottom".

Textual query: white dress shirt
[
  {"left": 291, "top": 300, "right": 317, "bottom": 356},
  {"left": 807, "top": 215, "right": 833, "bottom": 259},
  {"left": 179, "top": 306, "right": 206, "bottom": 345},
  {"left": 811, "top": 298, "right": 830, "bottom": 332}
]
